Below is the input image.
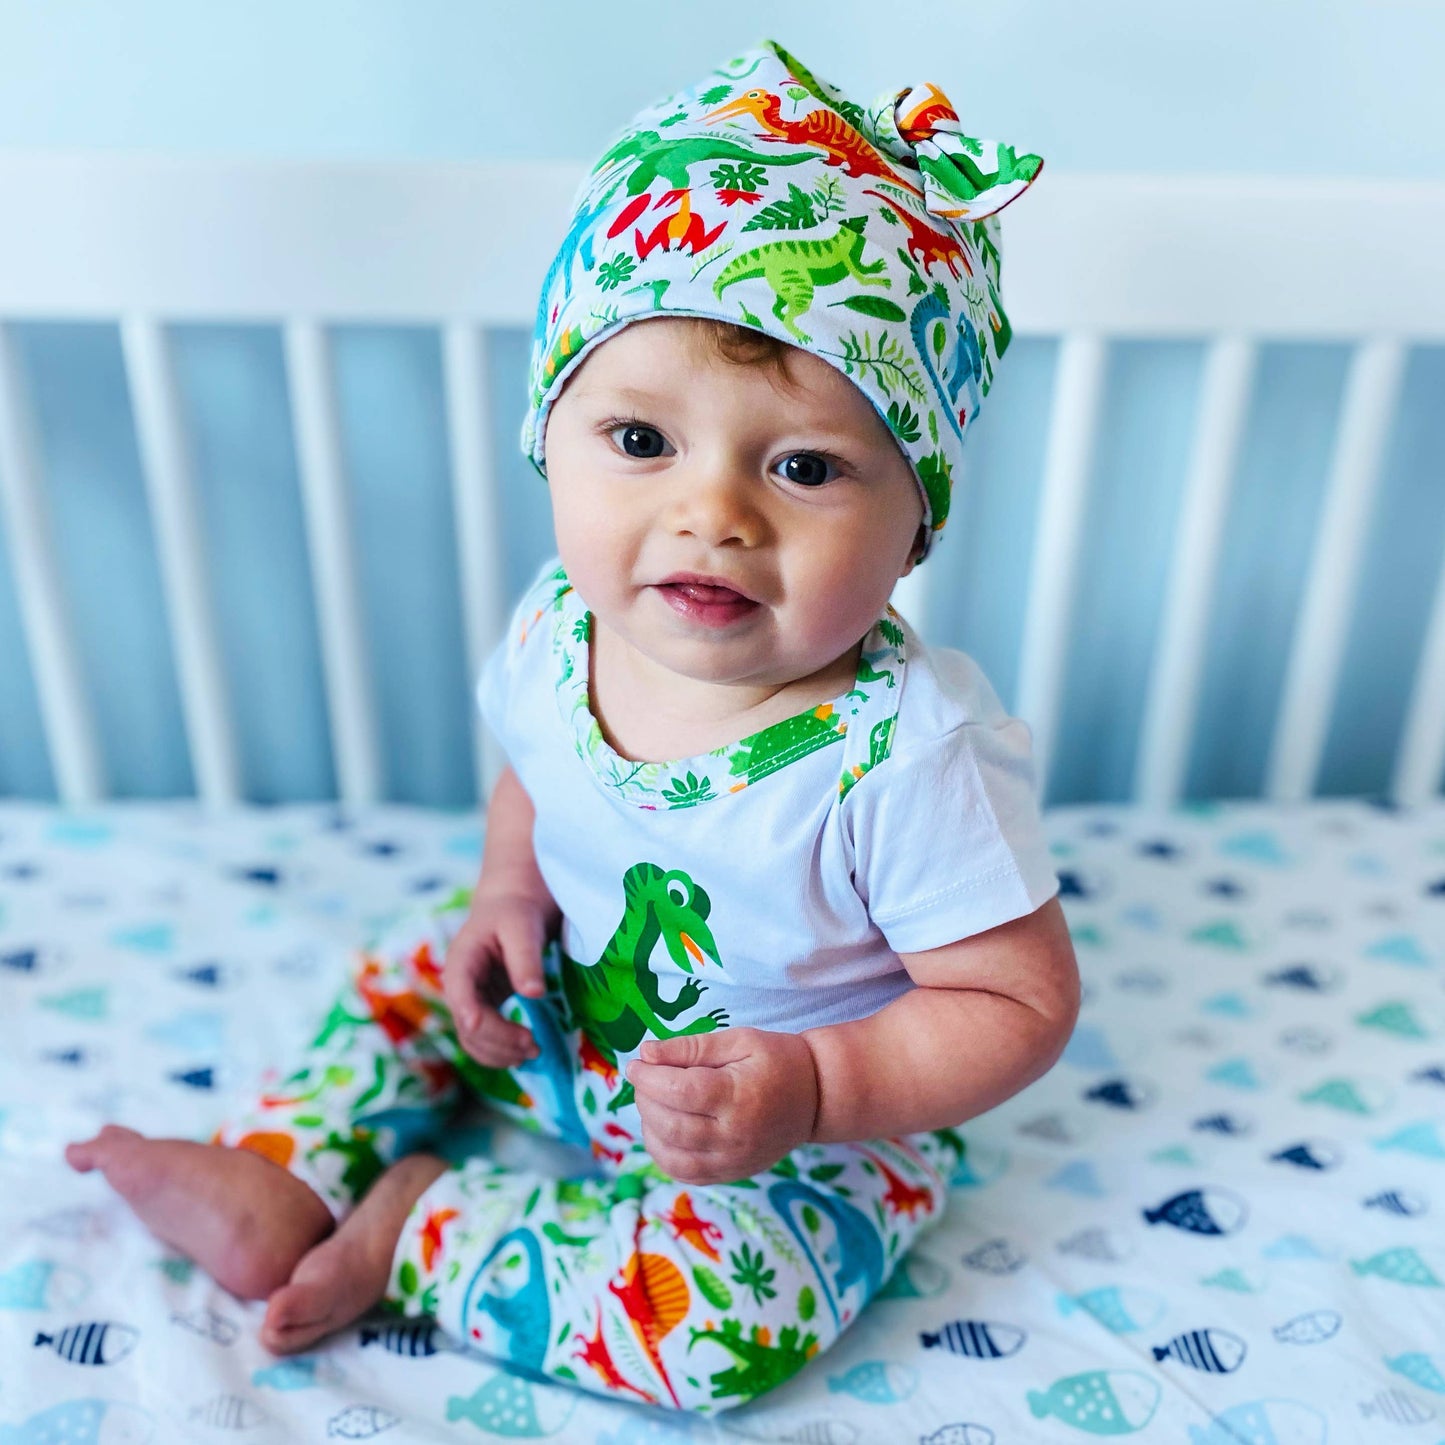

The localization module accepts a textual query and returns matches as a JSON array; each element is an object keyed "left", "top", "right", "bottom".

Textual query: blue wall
[{"left": 0, "top": 2, "right": 1442, "bottom": 806}]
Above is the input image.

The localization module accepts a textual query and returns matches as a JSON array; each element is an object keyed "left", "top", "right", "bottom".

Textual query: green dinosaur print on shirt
[
  {"left": 589, "top": 129, "right": 817, "bottom": 200},
  {"left": 727, "top": 705, "right": 848, "bottom": 786},
  {"left": 560, "top": 863, "right": 729, "bottom": 1112},
  {"left": 688, "top": 1320, "right": 820, "bottom": 1400}
]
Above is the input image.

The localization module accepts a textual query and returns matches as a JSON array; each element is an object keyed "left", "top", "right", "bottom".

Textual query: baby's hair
[{"left": 674, "top": 317, "right": 803, "bottom": 393}]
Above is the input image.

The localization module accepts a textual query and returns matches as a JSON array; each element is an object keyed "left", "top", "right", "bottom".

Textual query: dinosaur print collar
[{"left": 549, "top": 578, "right": 905, "bottom": 810}]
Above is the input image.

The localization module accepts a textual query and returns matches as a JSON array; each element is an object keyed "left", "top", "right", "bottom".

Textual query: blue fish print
[
  {"left": 34, "top": 1321, "right": 139, "bottom": 1365},
  {"left": 1084, "top": 1078, "right": 1153, "bottom": 1110},
  {"left": 1264, "top": 964, "right": 1337, "bottom": 991},
  {"left": 360, "top": 1320, "right": 447, "bottom": 1357},
  {"left": 1153, "top": 1327, "right": 1246, "bottom": 1372},
  {"left": 1365, "top": 1188, "right": 1428, "bottom": 1217},
  {"left": 1143, "top": 1187, "right": 1248, "bottom": 1236},
  {"left": 1272, "top": 1309, "right": 1342, "bottom": 1344},
  {"left": 1270, "top": 1140, "right": 1340, "bottom": 1170},
  {"left": 1187, "top": 1399, "right": 1328, "bottom": 1445},
  {"left": 0, "top": 1399, "right": 156, "bottom": 1445},
  {"left": 1193, "top": 1113, "right": 1253, "bottom": 1136},
  {"left": 920, "top": 1319, "right": 1026, "bottom": 1359},
  {"left": 825, "top": 1360, "right": 918, "bottom": 1403}
]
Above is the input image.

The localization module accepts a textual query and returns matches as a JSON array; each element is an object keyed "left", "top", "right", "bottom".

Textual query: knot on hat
[{"left": 864, "top": 80, "right": 1044, "bottom": 224}]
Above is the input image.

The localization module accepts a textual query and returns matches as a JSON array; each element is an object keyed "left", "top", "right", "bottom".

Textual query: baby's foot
[
  {"left": 65, "top": 1124, "right": 334, "bottom": 1300},
  {"left": 261, "top": 1153, "right": 449, "bottom": 1355}
]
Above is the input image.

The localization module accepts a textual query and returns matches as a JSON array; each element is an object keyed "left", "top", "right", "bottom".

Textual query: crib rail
[{"left": 1, "top": 155, "right": 1443, "bottom": 808}]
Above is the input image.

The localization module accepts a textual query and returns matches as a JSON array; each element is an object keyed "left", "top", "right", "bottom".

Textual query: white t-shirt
[{"left": 475, "top": 556, "right": 1059, "bottom": 1055}]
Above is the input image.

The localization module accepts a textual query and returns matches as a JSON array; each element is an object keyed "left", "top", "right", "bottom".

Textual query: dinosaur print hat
[{"left": 521, "top": 37, "right": 1043, "bottom": 560}]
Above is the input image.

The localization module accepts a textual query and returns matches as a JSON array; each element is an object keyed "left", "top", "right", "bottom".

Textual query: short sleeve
[
  {"left": 474, "top": 554, "right": 569, "bottom": 764},
  {"left": 845, "top": 717, "right": 1060, "bottom": 955}
]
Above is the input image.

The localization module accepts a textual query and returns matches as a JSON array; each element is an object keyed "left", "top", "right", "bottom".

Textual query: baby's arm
[
  {"left": 627, "top": 895, "right": 1078, "bottom": 1184},
  {"left": 803, "top": 894, "right": 1080, "bottom": 1142}
]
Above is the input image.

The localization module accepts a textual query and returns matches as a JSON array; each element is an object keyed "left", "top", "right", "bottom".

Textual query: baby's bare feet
[
  {"left": 65, "top": 1124, "right": 334, "bottom": 1300},
  {"left": 261, "top": 1153, "right": 450, "bottom": 1355}
]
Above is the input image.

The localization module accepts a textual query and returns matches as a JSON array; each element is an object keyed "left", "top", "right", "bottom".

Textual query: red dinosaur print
[
  {"left": 574, "top": 1310, "right": 658, "bottom": 1404},
  {"left": 862, "top": 1149, "right": 936, "bottom": 1219},
  {"left": 863, "top": 188, "right": 974, "bottom": 280},
  {"left": 419, "top": 1207, "right": 460, "bottom": 1273}
]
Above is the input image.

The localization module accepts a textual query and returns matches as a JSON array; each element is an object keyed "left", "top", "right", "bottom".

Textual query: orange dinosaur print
[
  {"left": 419, "top": 1207, "right": 460, "bottom": 1273},
  {"left": 704, "top": 88, "right": 924, "bottom": 197},
  {"left": 579, "top": 1034, "right": 618, "bottom": 1086},
  {"left": 660, "top": 1191, "right": 724, "bottom": 1262},
  {"left": 233, "top": 1130, "right": 295, "bottom": 1168},
  {"left": 406, "top": 940, "right": 443, "bottom": 992}
]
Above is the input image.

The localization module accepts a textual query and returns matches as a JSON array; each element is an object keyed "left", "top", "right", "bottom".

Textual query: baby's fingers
[
  {"left": 458, "top": 1002, "right": 539, "bottom": 1069},
  {"left": 497, "top": 911, "right": 547, "bottom": 1001}
]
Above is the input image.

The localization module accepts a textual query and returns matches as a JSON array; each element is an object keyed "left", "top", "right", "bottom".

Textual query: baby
[{"left": 66, "top": 38, "right": 1078, "bottom": 1415}]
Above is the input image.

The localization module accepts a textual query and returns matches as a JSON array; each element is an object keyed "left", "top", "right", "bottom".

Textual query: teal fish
[
  {"left": 252, "top": 1355, "right": 345, "bottom": 1390},
  {"left": 445, "top": 1373, "right": 577, "bottom": 1436},
  {"left": 1187, "top": 1398, "right": 1327, "bottom": 1445},
  {"left": 1057, "top": 1286, "right": 1165, "bottom": 1333},
  {"left": 1357, "top": 1000, "right": 1432, "bottom": 1039},
  {"left": 0, "top": 1259, "right": 89, "bottom": 1311},
  {"left": 1375, "top": 1121, "right": 1445, "bottom": 1159},
  {"left": 826, "top": 1360, "right": 918, "bottom": 1403},
  {"left": 0, "top": 1398, "right": 155, "bottom": 1444},
  {"left": 1027, "top": 1369, "right": 1161, "bottom": 1434},
  {"left": 1299, "top": 1078, "right": 1390, "bottom": 1114},
  {"left": 876, "top": 1253, "right": 949, "bottom": 1299},
  {"left": 1351, "top": 1246, "right": 1443, "bottom": 1287},
  {"left": 1387, "top": 1352, "right": 1445, "bottom": 1393}
]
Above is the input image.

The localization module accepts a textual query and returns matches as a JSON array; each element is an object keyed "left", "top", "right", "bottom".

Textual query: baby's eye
[
  {"left": 609, "top": 422, "right": 670, "bottom": 459},
  {"left": 776, "top": 452, "right": 837, "bottom": 488}
]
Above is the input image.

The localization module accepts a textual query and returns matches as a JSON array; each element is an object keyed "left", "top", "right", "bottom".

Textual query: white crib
[
  {"left": 2, "top": 157, "right": 1445, "bottom": 1445},
  {"left": 1, "top": 156, "right": 1442, "bottom": 811}
]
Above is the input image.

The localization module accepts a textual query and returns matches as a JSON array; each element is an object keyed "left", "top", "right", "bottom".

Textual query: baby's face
[{"left": 542, "top": 318, "right": 925, "bottom": 693}]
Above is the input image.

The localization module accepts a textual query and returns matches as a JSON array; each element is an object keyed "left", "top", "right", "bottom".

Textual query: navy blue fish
[
  {"left": 235, "top": 864, "right": 282, "bottom": 885},
  {"left": 1270, "top": 1141, "right": 1339, "bottom": 1171},
  {"left": 1, "top": 948, "right": 38, "bottom": 972},
  {"left": 1152, "top": 1327, "right": 1246, "bottom": 1373},
  {"left": 1193, "top": 1114, "right": 1252, "bottom": 1136},
  {"left": 1365, "top": 1189, "right": 1428, "bottom": 1218},
  {"left": 1411, "top": 1065, "right": 1445, "bottom": 1087},
  {"left": 171, "top": 1067, "right": 215, "bottom": 1090},
  {"left": 1084, "top": 1078, "right": 1152, "bottom": 1110},
  {"left": 176, "top": 961, "right": 225, "bottom": 988},
  {"left": 360, "top": 1321, "right": 446, "bottom": 1357},
  {"left": 920, "top": 1319, "right": 1026, "bottom": 1360},
  {"left": 34, "top": 1321, "right": 139, "bottom": 1365},
  {"left": 1143, "top": 1188, "right": 1248, "bottom": 1236},
  {"left": 1264, "top": 964, "right": 1335, "bottom": 992},
  {"left": 44, "top": 1048, "right": 87, "bottom": 1067}
]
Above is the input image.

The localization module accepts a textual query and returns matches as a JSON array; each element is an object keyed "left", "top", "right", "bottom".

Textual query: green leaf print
[
  {"left": 885, "top": 400, "right": 922, "bottom": 445},
  {"left": 808, "top": 1162, "right": 847, "bottom": 1183},
  {"left": 596, "top": 254, "right": 637, "bottom": 292},
  {"left": 711, "top": 161, "right": 765, "bottom": 194},
  {"left": 798, "top": 1284, "right": 817, "bottom": 1321},
  {"left": 741, "top": 182, "right": 819, "bottom": 232},
  {"left": 729, "top": 1243, "right": 778, "bottom": 1305},
  {"left": 698, "top": 83, "right": 733, "bottom": 106},
  {"left": 770, "top": 1155, "right": 800, "bottom": 1179},
  {"left": 835, "top": 331, "right": 927, "bottom": 402},
  {"left": 801, "top": 1204, "right": 821, "bottom": 1233},
  {"left": 660, "top": 771, "right": 715, "bottom": 808},
  {"left": 834, "top": 295, "right": 907, "bottom": 323},
  {"left": 419, "top": 1283, "right": 439, "bottom": 1315},
  {"left": 692, "top": 1264, "right": 734, "bottom": 1310},
  {"left": 397, "top": 1260, "right": 418, "bottom": 1297},
  {"left": 557, "top": 1321, "right": 573, "bottom": 1346}
]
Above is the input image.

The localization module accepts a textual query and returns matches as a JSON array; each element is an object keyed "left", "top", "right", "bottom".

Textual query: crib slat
[
  {"left": 1016, "top": 333, "right": 1107, "bottom": 797},
  {"left": 120, "top": 317, "right": 242, "bottom": 807},
  {"left": 1266, "top": 338, "right": 1407, "bottom": 801},
  {"left": 1393, "top": 542, "right": 1445, "bottom": 804},
  {"left": 442, "top": 323, "right": 509, "bottom": 804},
  {"left": 0, "top": 324, "right": 106, "bottom": 802},
  {"left": 1135, "top": 337, "right": 1257, "bottom": 807},
  {"left": 283, "top": 320, "right": 382, "bottom": 806}
]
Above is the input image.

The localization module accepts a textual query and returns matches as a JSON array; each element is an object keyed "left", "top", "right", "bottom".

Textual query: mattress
[{"left": 1, "top": 796, "right": 1442, "bottom": 1445}]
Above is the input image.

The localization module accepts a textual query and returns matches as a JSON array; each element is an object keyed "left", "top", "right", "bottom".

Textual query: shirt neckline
[{"left": 548, "top": 575, "right": 906, "bottom": 810}]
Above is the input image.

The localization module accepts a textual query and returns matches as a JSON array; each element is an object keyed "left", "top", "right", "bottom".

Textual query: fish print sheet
[{"left": 1, "top": 796, "right": 1443, "bottom": 1444}]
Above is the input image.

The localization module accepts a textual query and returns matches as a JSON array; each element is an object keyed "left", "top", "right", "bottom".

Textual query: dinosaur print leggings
[{"left": 211, "top": 890, "right": 963, "bottom": 1414}]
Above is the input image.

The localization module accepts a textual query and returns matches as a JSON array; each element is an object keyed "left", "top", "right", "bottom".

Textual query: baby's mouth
[{"left": 653, "top": 581, "right": 760, "bottom": 628}]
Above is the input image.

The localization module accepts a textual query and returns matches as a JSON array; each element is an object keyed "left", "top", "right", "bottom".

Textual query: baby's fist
[{"left": 626, "top": 1027, "right": 819, "bottom": 1185}]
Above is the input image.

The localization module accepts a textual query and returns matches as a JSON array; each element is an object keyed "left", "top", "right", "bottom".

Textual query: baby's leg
[
  {"left": 67, "top": 892, "right": 503, "bottom": 1298},
  {"left": 278, "top": 1129, "right": 961, "bottom": 1413}
]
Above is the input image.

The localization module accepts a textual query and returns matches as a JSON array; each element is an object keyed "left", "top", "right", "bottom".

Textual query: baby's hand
[
  {"left": 441, "top": 890, "right": 549, "bottom": 1069},
  {"left": 626, "top": 1028, "right": 819, "bottom": 1186}
]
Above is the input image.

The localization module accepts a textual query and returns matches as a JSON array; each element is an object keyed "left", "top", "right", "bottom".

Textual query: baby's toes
[{"left": 64, "top": 1124, "right": 140, "bottom": 1172}]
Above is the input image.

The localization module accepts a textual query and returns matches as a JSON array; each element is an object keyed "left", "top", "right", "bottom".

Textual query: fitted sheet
[{"left": 0, "top": 797, "right": 1442, "bottom": 1445}]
